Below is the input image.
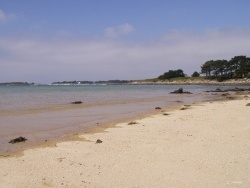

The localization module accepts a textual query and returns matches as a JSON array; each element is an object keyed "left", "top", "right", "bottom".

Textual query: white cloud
[
  {"left": 0, "top": 28, "right": 250, "bottom": 83},
  {"left": 104, "top": 23, "right": 134, "bottom": 38},
  {"left": 0, "top": 10, "right": 7, "bottom": 23}
]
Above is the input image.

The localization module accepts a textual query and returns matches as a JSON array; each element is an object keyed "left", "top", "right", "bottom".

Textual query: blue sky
[{"left": 1, "top": 0, "right": 250, "bottom": 83}]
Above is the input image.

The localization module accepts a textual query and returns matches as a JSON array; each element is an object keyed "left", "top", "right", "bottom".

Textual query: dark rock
[
  {"left": 221, "top": 93, "right": 230, "bottom": 96},
  {"left": 170, "top": 88, "right": 192, "bottom": 94},
  {"left": 128, "top": 122, "right": 138, "bottom": 125},
  {"left": 96, "top": 139, "right": 103, "bottom": 144},
  {"left": 184, "top": 91, "right": 193, "bottom": 94},
  {"left": 246, "top": 103, "right": 250, "bottom": 106},
  {"left": 171, "top": 88, "right": 183, "bottom": 93},
  {"left": 9, "top": 136, "right": 27, "bottom": 144},
  {"left": 232, "top": 87, "right": 245, "bottom": 91},
  {"left": 174, "top": 100, "right": 183, "bottom": 103},
  {"left": 180, "top": 107, "right": 188, "bottom": 110},
  {"left": 205, "top": 88, "right": 225, "bottom": 92},
  {"left": 71, "top": 101, "right": 83, "bottom": 104},
  {"left": 155, "top": 107, "right": 162, "bottom": 110},
  {"left": 163, "top": 113, "right": 170, "bottom": 116},
  {"left": 206, "top": 87, "right": 250, "bottom": 93},
  {"left": 176, "top": 88, "right": 183, "bottom": 93}
]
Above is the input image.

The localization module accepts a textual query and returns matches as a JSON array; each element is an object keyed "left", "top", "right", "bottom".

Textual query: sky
[{"left": 0, "top": 0, "right": 250, "bottom": 84}]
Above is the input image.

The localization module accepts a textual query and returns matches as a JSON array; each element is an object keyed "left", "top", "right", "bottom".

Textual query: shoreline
[
  {"left": 0, "top": 89, "right": 247, "bottom": 157},
  {"left": 130, "top": 78, "right": 250, "bottom": 85},
  {"left": 2, "top": 78, "right": 250, "bottom": 86},
  {"left": 0, "top": 89, "right": 222, "bottom": 157},
  {"left": 0, "top": 95, "right": 215, "bottom": 158},
  {"left": 0, "top": 92, "right": 249, "bottom": 187}
]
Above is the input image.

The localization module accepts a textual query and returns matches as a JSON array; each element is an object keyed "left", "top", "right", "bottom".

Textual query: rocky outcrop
[
  {"left": 96, "top": 139, "right": 103, "bottom": 144},
  {"left": 170, "top": 88, "right": 193, "bottom": 94},
  {"left": 71, "top": 101, "right": 83, "bottom": 104},
  {"left": 9, "top": 136, "right": 27, "bottom": 144},
  {"left": 206, "top": 87, "right": 250, "bottom": 92},
  {"left": 128, "top": 122, "right": 138, "bottom": 125}
]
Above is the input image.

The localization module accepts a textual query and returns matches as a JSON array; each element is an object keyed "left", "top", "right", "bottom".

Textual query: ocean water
[{"left": 0, "top": 84, "right": 243, "bottom": 155}]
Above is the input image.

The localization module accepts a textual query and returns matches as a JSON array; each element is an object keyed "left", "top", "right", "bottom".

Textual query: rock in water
[
  {"left": 170, "top": 88, "right": 192, "bottom": 94},
  {"left": 174, "top": 88, "right": 183, "bottom": 93},
  {"left": 71, "top": 101, "right": 83, "bottom": 104},
  {"left": 9, "top": 136, "right": 27, "bottom": 144}
]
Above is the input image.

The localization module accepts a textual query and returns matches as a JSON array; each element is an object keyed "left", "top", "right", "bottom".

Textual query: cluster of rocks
[
  {"left": 205, "top": 87, "right": 250, "bottom": 93},
  {"left": 170, "top": 88, "right": 193, "bottom": 94},
  {"left": 9, "top": 136, "right": 27, "bottom": 144}
]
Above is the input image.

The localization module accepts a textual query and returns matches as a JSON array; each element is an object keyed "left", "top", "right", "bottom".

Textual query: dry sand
[{"left": 0, "top": 97, "right": 250, "bottom": 188}]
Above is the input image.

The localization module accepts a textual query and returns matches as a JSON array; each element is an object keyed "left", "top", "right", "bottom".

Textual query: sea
[{"left": 0, "top": 84, "right": 246, "bottom": 155}]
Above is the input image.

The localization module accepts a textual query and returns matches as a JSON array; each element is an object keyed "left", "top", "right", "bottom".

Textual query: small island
[{"left": 0, "top": 82, "right": 36, "bottom": 86}]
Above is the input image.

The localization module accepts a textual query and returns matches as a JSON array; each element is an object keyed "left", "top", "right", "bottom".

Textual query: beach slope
[{"left": 0, "top": 98, "right": 250, "bottom": 187}]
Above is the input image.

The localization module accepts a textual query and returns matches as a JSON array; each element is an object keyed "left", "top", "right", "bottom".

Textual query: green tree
[
  {"left": 212, "top": 60, "right": 228, "bottom": 77},
  {"left": 191, "top": 71, "right": 200, "bottom": 77},
  {"left": 201, "top": 60, "right": 214, "bottom": 77},
  {"left": 201, "top": 55, "right": 250, "bottom": 80},
  {"left": 158, "top": 69, "right": 185, "bottom": 80},
  {"left": 229, "top": 56, "right": 250, "bottom": 78}
]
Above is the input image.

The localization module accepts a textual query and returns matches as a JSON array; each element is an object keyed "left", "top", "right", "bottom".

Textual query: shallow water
[{"left": 0, "top": 84, "right": 246, "bottom": 155}]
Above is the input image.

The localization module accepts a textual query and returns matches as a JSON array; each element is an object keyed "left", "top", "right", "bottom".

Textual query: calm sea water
[
  {"left": 0, "top": 84, "right": 238, "bottom": 111},
  {"left": 0, "top": 84, "right": 244, "bottom": 155}
]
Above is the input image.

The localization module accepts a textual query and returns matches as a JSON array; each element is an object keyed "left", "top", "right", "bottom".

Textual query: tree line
[
  {"left": 158, "top": 55, "right": 250, "bottom": 80},
  {"left": 158, "top": 69, "right": 185, "bottom": 79},
  {"left": 201, "top": 55, "right": 250, "bottom": 80}
]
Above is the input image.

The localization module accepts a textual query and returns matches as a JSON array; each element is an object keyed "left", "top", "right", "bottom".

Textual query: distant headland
[
  {"left": 50, "top": 77, "right": 250, "bottom": 86},
  {"left": 0, "top": 82, "right": 36, "bottom": 86},
  {"left": 51, "top": 80, "right": 131, "bottom": 85},
  {"left": 2, "top": 55, "right": 250, "bottom": 86}
]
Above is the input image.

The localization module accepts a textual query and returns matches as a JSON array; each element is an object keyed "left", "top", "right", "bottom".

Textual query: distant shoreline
[
  {"left": 129, "top": 78, "right": 250, "bottom": 86},
  {"left": 1, "top": 78, "right": 250, "bottom": 86},
  {"left": 47, "top": 78, "right": 250, "bottom": 86},
  {"left": 0, "top": 82, "right": 35, "bottom": 86}
]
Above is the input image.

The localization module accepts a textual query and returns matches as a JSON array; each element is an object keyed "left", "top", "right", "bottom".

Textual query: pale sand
[{"left": 0, "top": 98, "right": 250, "bottom": 188}]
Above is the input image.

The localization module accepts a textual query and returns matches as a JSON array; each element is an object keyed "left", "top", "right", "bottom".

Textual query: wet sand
[
  {"left": 0, "top": 93, "right": 249, "bottom": 187},
  {"left": 0, "top": 92, "right": 216, "bottom": 156}
]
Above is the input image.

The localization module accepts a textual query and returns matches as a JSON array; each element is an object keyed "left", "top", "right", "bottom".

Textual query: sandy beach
[{"left": 0, "top": 96, "right": 249, "bottom": 187}]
